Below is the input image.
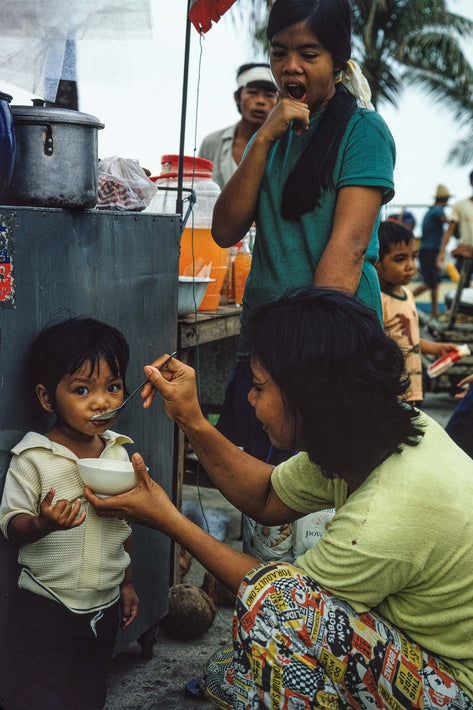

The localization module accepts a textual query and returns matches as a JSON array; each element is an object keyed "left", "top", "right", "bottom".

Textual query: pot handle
[{"left": 13, "top": 119, "right": 54, "bottom": 156}]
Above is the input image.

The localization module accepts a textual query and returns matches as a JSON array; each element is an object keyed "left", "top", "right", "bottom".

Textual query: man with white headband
[{"left": 198, "top": 63, "right": 277, "bottom": 189}]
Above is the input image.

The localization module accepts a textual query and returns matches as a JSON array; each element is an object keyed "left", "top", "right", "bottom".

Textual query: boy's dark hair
[
  {"left": 247, "top": 287, "right": 423, "bottom": 482},
  {"left": 378, "top": 220, "right": 415, "bottom": 260},
  {"left": 29, "top": 316, "right": 129, "bottom": 405},
  {"left": 267, "top": 0, "right": 357, "bottom": 220}
]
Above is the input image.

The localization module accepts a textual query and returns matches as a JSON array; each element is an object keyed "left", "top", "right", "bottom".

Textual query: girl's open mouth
[{"left": 285, "top": 82, "right": 307, "bottom": 101}]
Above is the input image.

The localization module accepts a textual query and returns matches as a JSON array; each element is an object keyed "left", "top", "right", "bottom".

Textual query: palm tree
[
  {"left": 230, "top": 0, "right": 473, "bottom": 153},
  {"left": 350, "top": 0, "right": 473, "bottom": 165},
  {"left": 351, "top": 0, "right": 473, "bottom": 111}
]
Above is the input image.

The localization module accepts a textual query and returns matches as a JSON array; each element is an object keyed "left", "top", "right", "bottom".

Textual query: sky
[{"left": 2, "top": 0, "right": 473, "bottom": 234}]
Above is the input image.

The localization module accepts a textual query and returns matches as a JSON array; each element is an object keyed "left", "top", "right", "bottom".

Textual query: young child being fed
[{"left": 0, "top": 316, "right": 139, "bottom": 710}]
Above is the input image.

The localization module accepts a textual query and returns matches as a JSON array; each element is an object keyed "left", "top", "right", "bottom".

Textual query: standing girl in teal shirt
[{"left": 213, "top": 0, "right": 396, "bottom": 470}]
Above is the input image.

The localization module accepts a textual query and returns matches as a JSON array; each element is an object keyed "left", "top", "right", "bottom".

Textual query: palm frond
[
  {"left": 398, "top": 31, "right": 473, "bottom": 81},
  {"left": 402, "top": 68, "right": 473, "bottom": 121},
  {"left": 448, "top": 128, "right": 473, "bottom": 166},
  {"left": 447, "top": 105, "right": 473, "bottom": 165}
]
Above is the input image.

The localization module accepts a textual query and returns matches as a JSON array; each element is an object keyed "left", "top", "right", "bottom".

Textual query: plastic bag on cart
[{"left": 97, "top": 156, "right": 156, "bottom": 211}]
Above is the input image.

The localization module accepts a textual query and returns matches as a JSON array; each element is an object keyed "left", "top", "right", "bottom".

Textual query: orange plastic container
[
  {"left": 149, "top": 155, "right": 227, "bottom": 279},
  {"left": 198, "top": 265, "right": 228, "bottom": 311},
  {"left": 180, "top": 227, "right": 227, "bottom": 275}
]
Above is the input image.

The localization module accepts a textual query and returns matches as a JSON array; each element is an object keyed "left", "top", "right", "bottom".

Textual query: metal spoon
[{"left": 90, "top": 351, "right": 177, "bottom": 422}]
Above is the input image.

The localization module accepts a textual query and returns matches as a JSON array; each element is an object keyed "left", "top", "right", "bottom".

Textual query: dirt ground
[{"left": 104, "top": 484, "right": 241, "bottom": 710}]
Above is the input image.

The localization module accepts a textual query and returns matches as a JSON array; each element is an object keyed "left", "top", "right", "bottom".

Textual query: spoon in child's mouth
[{"left": 90, "top": 352, "right": 177, "bottom": 422}]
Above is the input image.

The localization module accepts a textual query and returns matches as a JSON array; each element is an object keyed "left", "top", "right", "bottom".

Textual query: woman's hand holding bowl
[{"left": 83, "top": 452, "right": 177, "bottom": 531}]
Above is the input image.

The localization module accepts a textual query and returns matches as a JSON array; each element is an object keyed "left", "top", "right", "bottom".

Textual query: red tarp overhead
[{"left": 189, "top": 0, "right": 238, "bottom": 33}]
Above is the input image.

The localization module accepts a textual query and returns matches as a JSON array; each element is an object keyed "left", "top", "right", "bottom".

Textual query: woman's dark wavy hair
[
  {"left": 247, "top": 287, "right": 424, "bottom": 481},
  {"left": 29, "top": 316, "right": 129, "bottom": 405},
  {"left": 267, "top": 0, "right": 357, "bottom": 220}
]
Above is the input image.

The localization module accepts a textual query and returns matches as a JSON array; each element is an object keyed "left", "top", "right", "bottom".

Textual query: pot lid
[{"left": 10, "top": 103, "right": 104, "bottom": 129}]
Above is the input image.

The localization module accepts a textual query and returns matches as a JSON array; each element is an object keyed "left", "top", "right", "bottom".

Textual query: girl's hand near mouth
[{"left": 257, "top": 93, "right": 310, "bottom": 142}]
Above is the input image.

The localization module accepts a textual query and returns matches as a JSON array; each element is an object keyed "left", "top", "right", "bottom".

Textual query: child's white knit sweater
[{"left": 0, "top": 430, "right": 132, "bottom": 613}]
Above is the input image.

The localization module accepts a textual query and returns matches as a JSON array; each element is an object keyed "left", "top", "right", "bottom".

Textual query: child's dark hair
[
  {"left": 378, "top": 220, "right": 415, "bottom": 260},
  {"left": 267, "top": 0, "right": 356, "bottom": 220},
  {"left": 247, "top": 287, "right": 423, "bottom": 482},
  {"left": 29, "top": 316, "right": 129, "bottom": 404}
]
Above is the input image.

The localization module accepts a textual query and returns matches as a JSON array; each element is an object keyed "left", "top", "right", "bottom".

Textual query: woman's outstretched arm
[
  {"left": 139, "top": 355, "right": 300, "bottom": 527},
  {"left": 84, "top": 453, "right": 262, "bottom": 594}
]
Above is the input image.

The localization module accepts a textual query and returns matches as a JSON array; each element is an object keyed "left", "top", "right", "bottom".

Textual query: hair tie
[{"left": 336, "top": 60, "right": 374, "bottom": 110}]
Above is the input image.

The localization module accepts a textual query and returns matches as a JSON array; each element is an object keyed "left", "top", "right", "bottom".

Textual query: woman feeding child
[{"left": 87, "top": 288, "right": 473, "bottom": 710}]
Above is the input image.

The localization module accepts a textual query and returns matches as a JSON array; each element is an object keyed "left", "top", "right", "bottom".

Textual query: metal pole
[{"left": 176, "top": 0, "right": 193, "bottom": 227}]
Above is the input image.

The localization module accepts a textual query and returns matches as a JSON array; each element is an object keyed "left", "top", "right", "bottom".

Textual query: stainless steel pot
[{"left": 2, "top": 102, "right": 104, "bottom": 209}]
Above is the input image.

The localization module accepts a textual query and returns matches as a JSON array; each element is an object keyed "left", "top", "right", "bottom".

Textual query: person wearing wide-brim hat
[
  {"left": 435, "top": 184, "right": 453, "bottom": 201},
  {"left": 412, "top": 183, "right": 453, "bottom": 318}
]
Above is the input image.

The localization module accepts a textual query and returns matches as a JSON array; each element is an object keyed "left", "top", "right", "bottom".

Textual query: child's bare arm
[
  {"left": 120, "top": 533, "right": 139, "bottom": 627},
  {"left": 420, "top": 339, "right": 458, "bottom": 357},
  {"left": 7, "top": 488, "right": 85, "bottom": 546}
]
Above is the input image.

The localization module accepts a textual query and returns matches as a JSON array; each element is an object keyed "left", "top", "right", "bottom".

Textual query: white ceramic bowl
[
  {"left": 77, "top": 458, "right": 138, "bottom": 496},
  {"left": 178, "top": 276, "right": 215, "bottom": 316}
]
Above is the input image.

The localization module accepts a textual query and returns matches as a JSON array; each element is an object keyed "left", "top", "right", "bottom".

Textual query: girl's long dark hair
[{"left": 267, "top": 0, "right": 357, "bottom": 220}]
